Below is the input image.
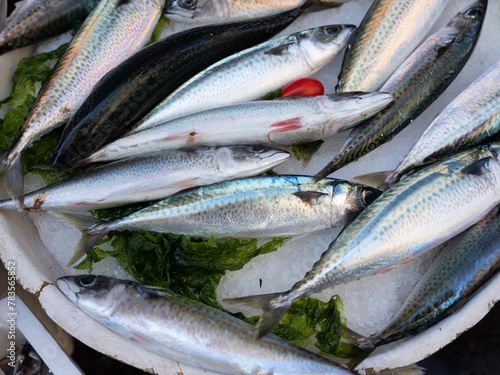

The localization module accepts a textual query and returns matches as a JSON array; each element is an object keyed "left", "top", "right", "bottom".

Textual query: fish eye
[
  {"left": 79, "top": 275, "right": 97, "bottom": 286},
  {"left": 324, "top": 26, "right": 340, "bottom": 37},
  {"left": 466, "top": 8, "right": 481, "bottom": 19},
  {"left": 180, "top": 0, "right": 197, "bottom": 10},
  {"left": 362, "top": 190, "right": 376, "bottom": 205},
  {"left": 252, "top": 145, "right": 265, "bottom": 152}
]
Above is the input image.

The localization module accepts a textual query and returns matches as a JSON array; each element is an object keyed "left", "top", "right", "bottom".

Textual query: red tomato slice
[{"left": 281, "top": 78, "right": 324, "bottom": 97}]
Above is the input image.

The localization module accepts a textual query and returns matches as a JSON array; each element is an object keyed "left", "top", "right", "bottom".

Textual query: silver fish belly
[{"left": 132, "top": 24, "right": 356, "bottom": 132}]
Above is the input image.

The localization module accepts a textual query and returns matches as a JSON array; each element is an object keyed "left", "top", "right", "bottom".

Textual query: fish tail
[
  {"left": 0, "top": 150, "right": 25, "bottom": 210},
  {"left": 55, "top": 211, "right": 109, "bottom": 266},
  {"left": 224, "top": 292, "right": 292, "bottom": 338}
]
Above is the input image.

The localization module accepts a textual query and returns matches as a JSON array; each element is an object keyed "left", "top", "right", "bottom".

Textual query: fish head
[
  {"left": 446, "top": 0, "right": 487, "bottom": 40},
  {"left": 341, "top": 182, "right": 383, "bottom": 221},
  {"left": 297, "top": 25, "right": 356, "bottom": 68},
  {"left": 318, "top": 91, "right": 393, "bottom": 117},
  {"left": 57, "top": 275, "right": 127, "bottom": 318},
  {"left": 215, "top": 146, "right": 290, "bottom": 178},
  {"left": 164, "top": 0, "right": 220, "bottom": 21}
]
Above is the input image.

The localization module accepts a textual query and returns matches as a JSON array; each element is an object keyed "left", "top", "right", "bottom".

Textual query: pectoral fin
[{"left": 293, "top": 191, "right": 328, "bottom": 205}]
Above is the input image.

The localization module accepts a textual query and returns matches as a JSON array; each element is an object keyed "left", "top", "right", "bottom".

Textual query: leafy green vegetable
[
  {"left": 292, "top": 140, "right": 325, "bottom": 164},
  {"left": 148, "top": 15, "right": 170, "bottom": 44},
  {"left": 265, "top": 87, "right": 284, "bottom": 100}
]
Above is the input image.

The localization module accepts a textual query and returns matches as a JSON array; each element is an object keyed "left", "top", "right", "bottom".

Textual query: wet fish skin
[
  {"left": 52, "top": 7, "right": 306, "bottom": 170},
  {"left": 386, "top": 57, "right": 500, "bottom": 187},
  {"left": 166, "top": 0, "right": 353, "bottom": 23},
  {"left": 336, "top": 0, "right": 449, "bottom": 93},
  {"left": 0, "top": 0, "right": 165, "bottom": 208},
  {"left": 84, "top": 92, "right": 393, "bottom": 164},
  {"left": 233, "top": 142, "right": 500, "bottom": 338},
  {"left": 316, "top": 0, "right": 487, "bottom": 178},
  {"left": 361, "top": 203, "right": 500, "bottom": 349},
  {"left": 0, "top": 0, "right": 100, "bottom": 54},
  {"left": 133, "top": 24, "right": 356, "bottom": 132},
  {"left": 57, "top": 275, "right": 355, "bottom": 375},
  {"left": 0, "top": 146, "right": 289, "bottom": 212}
]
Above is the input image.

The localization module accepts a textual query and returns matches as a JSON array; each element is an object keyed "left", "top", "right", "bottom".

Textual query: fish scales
[
  {"left": 336, "top": 0, "right": 448, "bottom": 93},
  {"left": 132, "top": 25, "right": 356, "bottom": 132},
  {"left": 315, "top": 0, "right": 486, "bottom": 178},
  {"left": 57, "top": 275, "right": 355, "bottom": 374}
]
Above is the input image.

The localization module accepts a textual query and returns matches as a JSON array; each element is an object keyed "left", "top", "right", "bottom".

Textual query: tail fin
[
  {"left": 0, "top": 152, "right": 25, "bottom": 210},
  {"left": 55, "top": 211, "right": 108, "bottom": 266},
  {"left": 224, "top": 292, "right": 292, "bottom": 338}
]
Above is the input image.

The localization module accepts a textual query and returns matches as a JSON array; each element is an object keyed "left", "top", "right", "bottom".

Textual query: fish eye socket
[
  {"left": 466, "top": 8, "right": 480, "bottom": 18},
  {"left": 79, "top": 275, "right": 97, "bottom": 286},
  {"left": 252, "top": 145, "right": 265, "bottom": 152},
  {"left": 324, "top": 26, "right": 340, "bottom": 37},
  {"left": 362, "top": 190, "right": 375, "bottom": 205},
  {"left": 181, "top": 0, "right": 197, "bottom": 10}
]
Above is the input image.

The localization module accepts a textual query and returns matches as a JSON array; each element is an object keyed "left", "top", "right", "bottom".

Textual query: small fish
[
  {"left": 83, "top": 92, "right": 392, "bottom": 164},
  {"left": 0, "top": 146, "right": 289, "bottom": 212},
  {"left": 316, "top": 0, "right": 487, "bottom": 178},
  {"left": 0, "top": 0, "right": 100, "bottom": 54},
  {"left": 226, "top": 142, "right": 500, "bottom": 338},
  {"left": 57, "top": 275, "right": 357, "bottom": 374},
  {"left": 165, "top": 0, "right": 353, "bottom": 24},
  {"left": 65, "top": 175, "right": 381, "bottom": 265},
  {"left": 358, "top": 203, "right": 500, "bottom": 349},
  {"left": 132, "top": 24, "right": 356, "bottom": 133},
  {"left": 336, "top": 0, "right": 449, "bottom": 92},
  {"left": 52, "top": 6, "right": 306, "bottom": 169},
  {"left": 385, "top": 56, "right": 500, "bottom": 187},
  {"left": 0, "top": 0, "right": 165, "bottom": 208}
]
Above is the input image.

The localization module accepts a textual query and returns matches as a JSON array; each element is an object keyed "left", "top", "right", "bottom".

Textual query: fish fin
[
  {"left": 0, "top": 0, "right": 6, "bottom": 31},
  {"left": 264, "top": 43, "right": 294, "bottom": 56},
  {"left": 293, "top": 191, "right": 328, "bottom": 205},
  {"left": 461, "top": 157, "right": 492, "bottom": 176},
  {"left": 54, "top": 211, "right": 108, "bottom": 266},
  {"left": 224, "top": 292, "right": 292, "bottom": 338},
  {"left": 350, "top": 171, "right": 392, "bottom": 191},
  {"left": 1, "top": 154, "right": 25, "bottom": 209}
]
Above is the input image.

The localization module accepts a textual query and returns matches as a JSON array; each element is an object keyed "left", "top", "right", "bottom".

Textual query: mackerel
[
  {"left": 0, "top": 0, "right": 165, "bottom": 208},
  {"left": 336, "top": 0, "right": 449, "bottom": 92},
  {"left": 0, "top": 146, "right": 288, "bottom": 212},
  {"left": 132, "top": 24, "right": 356, "bottom": 132},
  {"left": 57, "top": 275, "right": 356, "bottom": 375},
  {"left": 359, "top": 204, "right": 500, "bottom": 349},
  {"left": 84, "top": 92, "right": 392, "bottom": 164},
  {"left": 68, "top": 175, "right": 381, "bottom": 264},
  {"left": 227, "top": 142, "right": 500, "bottom": 338},
  {"left": 0, "top": 0, "right": 100, "bottom": 54},
  {"left": 52, "top": 7, "right": 306, "bottom": 169},
  {"left": 166, "top": 0, "right": 353, "bottom": 24},
  {"left": 316, "top": 0, "right": 487, "bottom": 178},
  {"left": 386, "top": 57, "right": 500, "bottom": 187}
]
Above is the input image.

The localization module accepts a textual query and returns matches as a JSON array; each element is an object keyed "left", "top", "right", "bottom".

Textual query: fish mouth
[
  {"left": 56, "top": 277, "right": 81, "bottom": 303},
  {"left": 164, "top": 1, "right": 196, "bottom": 20},
  {"left": 260, "top": 149, "right": 290, "bottom": 167}
]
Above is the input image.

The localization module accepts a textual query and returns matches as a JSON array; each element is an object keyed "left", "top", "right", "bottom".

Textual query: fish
[
  {"left": 336, "top": 0, "right": 449, "bottom": 93},
  {"left": 385, "top": 57, "right": 500, "bottom": 187},
  {"left": 83, "top": 92, "right": 392, "bottom": 164},
  {"left": 226, "top": 141, "right": 500, "bottom": 338},
  {"left": 165, "top": 0, "right": 353, "bottom": 24},
  {"left": 56, "top": 275, "right": 357, "bottom": 375},
  {"left": 0, "top": 0, "right": 6, "bottom": 31},
  {"left": 0, "top": 0, "right": 165, "bottom": 209},
  {"left": 0, "top": 146, "right": 289, "bottom": 212},
  {"left": 51, "top": 6, "right": 307, "bottom": 170},
  {"left": 65, "top": 175, "right": 381, "bottom": 265},
  {"left": 0, "top": 0, "right": 100, "bottom": 54},
  {"left": 315, "top": 0, "right": 487, "bottom": 178},
  {"left": 358, "top": 203, "right": 500, "bottom": 349},
  {"left": 132, "top": 24, "right": 356, "bottom": 133}
]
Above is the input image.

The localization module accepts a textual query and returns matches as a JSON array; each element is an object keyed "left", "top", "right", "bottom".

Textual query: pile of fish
[{"left": 0, "top": 0, "right": 499, "bottom": 374}]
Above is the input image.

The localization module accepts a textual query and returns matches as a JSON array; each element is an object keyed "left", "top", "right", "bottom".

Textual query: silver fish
[
  {"left": 386, "top": 57, "right": 500, "bottom": 187},
  {"left": 132, "top": 24, "right": 356, "bottom": 132},
  {"left": 358, "top": 204, "right": 500, "bottom": 349},
  {"left": 67, "top": 175, "right": 381, "bottom": 264},
  {"left": 226, "top": 142, "right": 500, "bottom": 338},
  {"left": 336, "top": 0, "right": 449, "bottom": 92},
  {"left": 0, "top": 0, "right": 165, "bottom": 208},
  {"left": 84, "top": 92, "right": 392, "bottom": 164},
  {"left": 57, "top": 275, "right": 355, "bottom": 375},
  {"left": 165, "top": 0, "right": 353, "bottom": 23},
  {"left": 0, "top": 146, "right": 289, "bottom": 212}
]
